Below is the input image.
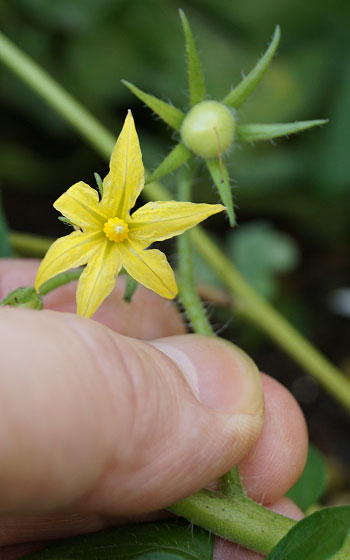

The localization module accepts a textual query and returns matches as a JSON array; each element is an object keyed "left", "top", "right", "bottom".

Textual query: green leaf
[
  {"left": 122, "top": 80, "right": 185, "bottom": 131},
  {"left": 179, "top": 9, "right": 206, "bottom": 107},
  {"left": 146, "top": 143, "right": 191, "bottom": 184},
  {"left": 287, "top": 444, "right": 328, "bottom": 513},
  {"left": 265, "top": 506, "right": 350, "bottom": 560},
  {"left": 206, "top": 158, "right": 235, "bottom": 226},
  {"left": 227, "top": 221, "right": 299, "bottom": 300},
  {"left": 21, "top": 520, "right": 214, "bottom": 560},
  {"left": 222, "top": 25, "right": 281, "bottom": 108},
  {"left": 236, "top": 120, "right": 328, "bottom": 142},
  {"left": 0, "top": 191, "right": 12, "bottom": 257}
]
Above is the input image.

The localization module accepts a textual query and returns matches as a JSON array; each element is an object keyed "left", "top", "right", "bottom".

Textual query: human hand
[{"left": 0, "top": 260, "right": 307, "bottom": 559}]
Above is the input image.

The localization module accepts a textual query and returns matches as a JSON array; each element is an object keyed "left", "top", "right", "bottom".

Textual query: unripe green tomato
[{"left": 180, "top": 100, "right": 235, "bottom": 159}]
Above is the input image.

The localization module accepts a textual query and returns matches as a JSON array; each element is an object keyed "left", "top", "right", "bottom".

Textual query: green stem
[
  {"left": 177, "top": 167, "right": 214, "bottom": 336},
  {"left": 170, "top": 490, "right": 350, "bottom": 560},
  {"left": 39, "top": 269, "right": 83, "bottom": 295},
  {"left": 170, "top": 489, "right": 295, "bottom": 555},
  {"left": 2, "top": 31, "right": 349, "bottom": 410},
  {"left": 0, "top": 31, "right": 114, "bottom": 160}
]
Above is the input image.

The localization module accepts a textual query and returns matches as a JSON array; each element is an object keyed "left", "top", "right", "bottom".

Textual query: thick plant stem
[
  {"left": 170, "top": 490, "right": 350, "bottom": 560},
  {"left": 170, "top": 489, "right": 295, "bottom": 555},
  {"left": 2, "top": 31, "right": 349, "bottom": 410},
  {"left": 177, "top": 167, "right": 214, "bottom": 336}
]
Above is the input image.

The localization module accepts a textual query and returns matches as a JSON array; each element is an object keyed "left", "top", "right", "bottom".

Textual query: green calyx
[
  {"left": 0, "top": 286, "right": 43, "bottom": 309},
  {"left": 122, "top": 12, "right": 326, "bottom": 227},
  {"left": 180, "top": 101, "right": 235, "bottom": 159}
]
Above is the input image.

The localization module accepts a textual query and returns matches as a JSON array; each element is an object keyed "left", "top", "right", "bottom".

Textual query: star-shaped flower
[
  {"left": 122, "top": 10, "right": 326, "bottom": 226},
  {"left": 34, "top": 111, "right": 224, "bottom": 317}
]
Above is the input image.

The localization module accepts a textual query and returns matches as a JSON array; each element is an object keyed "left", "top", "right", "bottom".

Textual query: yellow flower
[{"left": 35, "top": 111, "right": 224, "bottom": 317}]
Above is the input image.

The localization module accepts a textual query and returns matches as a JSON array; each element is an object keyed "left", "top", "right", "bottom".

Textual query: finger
[
  {"left": 0, "top": 259, "right": 185, "bottom": 338},
  {"left": 213, "top": 497, "right": 303, "bottom": 559},
  {"left": 0, "top": 510, "right": 168, "bottom": 548},
  {"left": 0, "top": 377, "right": 307, "bottom": 545},
  {"left": 238, "top": 374, "right": 308, "bottom": 504},
  {"left": 0, "top": 513, "right": 106, "bottom": 547},
  {"left": 0, "top": 309, "right": 264, "bottom": 515}
]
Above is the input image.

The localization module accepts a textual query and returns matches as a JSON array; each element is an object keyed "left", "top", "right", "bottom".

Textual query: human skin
[{"left": 0, "top": 260, "right": 307, "bottom": 559}]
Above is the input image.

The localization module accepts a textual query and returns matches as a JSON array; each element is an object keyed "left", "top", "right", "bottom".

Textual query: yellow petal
[
  {"left": 54, "top": 181, "right": 108, "bottom": 230},
  {"left": 76, "top": 240, "right": 122, "bottom": 317},
  {"left": 101, "top": 111, "right": 144, "bottom": 219},
  {"left": 119, "top": 240, "right": 178, "bottom": 299},
  {"left": 129, "top": 201, "right": 225, "bottom": 247},
  {"left": 34, "top": 230, "right": 104, "bottom": 292}
]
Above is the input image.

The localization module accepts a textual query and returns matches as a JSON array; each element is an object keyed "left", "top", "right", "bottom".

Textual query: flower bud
[{"left": 180, "top": 100, "right": 235, "bottom": 158}]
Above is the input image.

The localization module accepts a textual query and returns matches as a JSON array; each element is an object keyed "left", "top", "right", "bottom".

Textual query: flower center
[{"left": 103, "top": 217, "right": 129, "bottom": 242}]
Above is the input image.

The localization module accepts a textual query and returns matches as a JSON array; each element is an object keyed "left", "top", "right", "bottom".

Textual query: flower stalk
[
  {"left": 177, "top": 165, "right": 214, "bottom": 336},
  {"left": 38, "top": 269, "right": 83, "bottom": 295}
]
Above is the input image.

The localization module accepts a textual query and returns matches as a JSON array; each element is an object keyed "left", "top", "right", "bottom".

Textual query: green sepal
[
  {"left": 206, "top": 158, "right": 235, "bottom": 226},
  {"left": 145, "top": 143, "right": 191, "bottom": 184},
  {"left": 0, "top": 286, "right": 43, "bottom": 309},
  {"left": 236, "top": 120, "right": 328, "bottom": 142},
  {"left": 123, "top": 274, "right": 138, "bottom": 303},
  {"left": 121, "top": 80, "right": 185, "bottom": 130},
  {"left": 58, "top": 216, "right": 74, "bottom": 227},
  {"left": 179, "top": 9, "right": 206, "bottom": 107},
  {"left": 94, "top": 172, "right": 103, "bottom": 197},
  {"left": 222, "top": 25, "right": 281, "bottom": 108}
]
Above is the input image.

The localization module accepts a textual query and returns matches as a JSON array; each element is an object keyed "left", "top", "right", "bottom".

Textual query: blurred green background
[{"left": 0, "top": 0, "right": 349, "bottom": 500}]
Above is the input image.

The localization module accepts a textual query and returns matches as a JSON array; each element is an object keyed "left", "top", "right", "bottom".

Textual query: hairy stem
[
  {"left": 170, "top": 489, "right": 295, "bottom": 555},
  {"left": 177, "top": 167, "right": 214, "bottom": 336},
  {"left": 170, "top": 490, "right": 350, "bottom": 559}
]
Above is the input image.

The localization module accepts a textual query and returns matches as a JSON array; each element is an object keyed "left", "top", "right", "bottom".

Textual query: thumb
[{"left": 0, "top": 308, "right": 264, "bottom": 516}]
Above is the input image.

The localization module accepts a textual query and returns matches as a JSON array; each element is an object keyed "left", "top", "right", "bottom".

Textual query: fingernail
[{"left": 151, "top": 336, "right": 263, "bottom": 415}]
